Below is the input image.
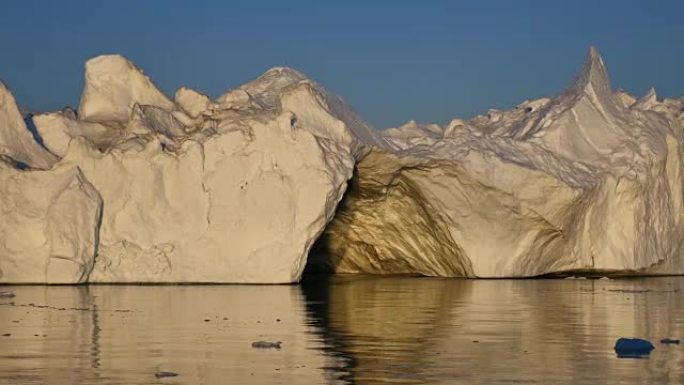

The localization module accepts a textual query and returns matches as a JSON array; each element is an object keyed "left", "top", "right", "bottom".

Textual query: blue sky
[{"left": 0, "top": 0, "right": 682, "bottom": 128}]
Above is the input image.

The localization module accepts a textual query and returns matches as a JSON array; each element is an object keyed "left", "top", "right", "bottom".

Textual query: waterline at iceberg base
[{"left": 2, "top": 47, "right": 684, "bottom": 283}]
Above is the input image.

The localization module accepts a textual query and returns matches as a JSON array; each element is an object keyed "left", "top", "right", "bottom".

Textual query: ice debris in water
[
  {"left": 251, "top": 340, "right": 282, "bottom": 349},
  {"left": 154, "top": 371, "right": 178, "bottom": 379},
  {"left": 614, "top": 338, "right": 654, "bottom": 358}
]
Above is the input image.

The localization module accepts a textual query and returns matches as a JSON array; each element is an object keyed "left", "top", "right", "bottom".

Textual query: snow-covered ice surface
[
  {"left": 314, "top": 47, "right": 684, "bottom": 277},
  {"left": 1, "top": 47, "right": 684, "bottom": 282}
]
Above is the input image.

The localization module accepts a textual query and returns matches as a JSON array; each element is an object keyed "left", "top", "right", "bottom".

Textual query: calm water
[{"left": 1, "top": 276, "right": 684, "bottom": 384}]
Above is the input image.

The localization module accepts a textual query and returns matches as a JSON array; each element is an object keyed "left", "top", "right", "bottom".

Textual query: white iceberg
[
  {"left": 29, "top": 55, "right": 373, "bottom": 283},
  {"left": 2, "top": 47, "right": 684, "bottom": 283},
  {"left": 315, "top": 47, "right": 684, "bottom": 277}
]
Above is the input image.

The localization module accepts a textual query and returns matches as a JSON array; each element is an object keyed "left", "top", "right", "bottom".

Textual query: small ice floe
[
  {"left": 660, "top": 338, "right": 681, "bottom": 344},
  {"left": 154, "top": 371, "right": 178, "bottom": 379},
  {"left": 0, "top": 291, "right": 15, "bottom": 298},
  {"left": 251, "top": 340, "right": 282, "bottom": 349},
  {"left": 614, "top": 338, "right": 654, "bottom": 358}
]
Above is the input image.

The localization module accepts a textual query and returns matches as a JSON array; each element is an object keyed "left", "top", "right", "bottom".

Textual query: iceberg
[
  {"left": 313, "top": 47, "right": 684, "bottom": 277},
  {"left": 1, "top": 46, "right": 683, "bottom": 283},
  {"left": 26, "top": 56, "right": 370, "bottom": 283}
]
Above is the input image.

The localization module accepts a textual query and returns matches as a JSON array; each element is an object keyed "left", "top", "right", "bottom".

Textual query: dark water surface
[{"left": 1, "top": 276, "right": 683, "bottom": 384}]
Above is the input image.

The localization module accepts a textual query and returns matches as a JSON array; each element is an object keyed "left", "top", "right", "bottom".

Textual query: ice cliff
[
  {"left": 0, "top": 82, "right": 101, "bottom": 283},
  {"left": 1, "top": 47, "right": 683, "bottom": 283},
  {"left": 1, "top": 56, "right": 374, "bottom": 283}
]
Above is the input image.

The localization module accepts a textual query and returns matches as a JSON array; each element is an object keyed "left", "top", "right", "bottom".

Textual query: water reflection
[
  {"left": 0, "top": 285, "right": 336, "bottom": 384},
  {"left": 1, "top": 277, "right": 684, "bottom": 384},
  {"left": 302, "top": 276, "right": 684, "bottom": 385}
]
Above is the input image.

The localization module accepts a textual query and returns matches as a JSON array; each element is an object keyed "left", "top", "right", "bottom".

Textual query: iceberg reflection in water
[{"left": 1, "top": 277, "right": 684, "bottom": 384}]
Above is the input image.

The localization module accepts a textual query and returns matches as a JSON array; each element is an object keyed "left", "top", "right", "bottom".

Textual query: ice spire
[
  {"left": 0, "top": 81, "right": 57, "bottom": 169},
  {"left": 78, "top": 55, "right": 174, "bottom": 123}
]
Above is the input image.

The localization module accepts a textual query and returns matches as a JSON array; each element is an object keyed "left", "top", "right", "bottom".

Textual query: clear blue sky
[{"left": 0, "top": 0, "right": 682, "bottom": 128}]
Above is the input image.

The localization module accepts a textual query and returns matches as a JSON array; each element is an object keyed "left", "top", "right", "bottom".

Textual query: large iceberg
[
  {"left": 2, "top": 56, "right": 377, "bottom": 283},
  {"left": 312, "top": 47, "right": 684, "bottom": 277},
  {"left": 1, "top": 47, "right": 683, "bottom": 283}
]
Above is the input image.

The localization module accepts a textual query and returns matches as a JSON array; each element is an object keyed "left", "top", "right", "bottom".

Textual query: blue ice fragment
[{"left": 614, "top": 338, "right": 654, "bottom": 358}]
